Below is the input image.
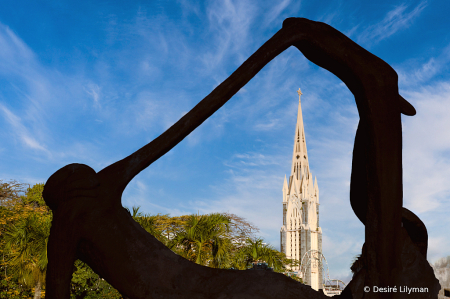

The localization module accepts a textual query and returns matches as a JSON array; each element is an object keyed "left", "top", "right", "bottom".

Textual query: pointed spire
[
  {"left": 292, "top": 177, "right": 300, "bottom": 196},
  {"left": 291, "top": 88, "right": 310, "bottom": 181},
  {"left": 308, "top": 173, "right": 313, "bottom": 195},
  {"left": 283, "top": 175, "right": 288, "bottom": 201}
]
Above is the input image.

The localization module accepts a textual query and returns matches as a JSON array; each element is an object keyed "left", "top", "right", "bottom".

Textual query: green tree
[
  {"left": 1, "top": 180, "right": 45, "bottom": 298},
  {"left": 231, "top": 238, "right": 298, "bottom": 273},
  {"left": 168, "top": 213, "right": 233, "bottom": 267},
  {"left": 124, "top": 206, "right": 167, "bottom": 244},
  {"left": 0, "top": 180, "right": 27, "bottom": 206},
  {"left": 0, "top": 243, "right": 34, "bottom": 299},
  {"left": 1, "top": 181, "right": 130, "bottom": 298},
  {"left": 70, "top": 260, "right": 122, "bottom": 299},
  {"left": 3, "top": 211, "right": 50, "bottom": 299},
  {"left": 21, "top": 184, "right": 46, "bottom": 209}
]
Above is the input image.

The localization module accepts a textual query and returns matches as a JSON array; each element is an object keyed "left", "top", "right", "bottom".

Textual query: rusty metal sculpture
[{"left": 43, "top": 18, "right": 440, "bottom": 298}]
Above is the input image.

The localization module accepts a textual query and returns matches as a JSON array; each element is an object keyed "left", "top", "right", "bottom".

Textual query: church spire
[
  {"left": 290, "top": 88, "right": 310, "bottom": 183},
  {"left": 281, "top": 88, "right": 322, "bottom": 290}
]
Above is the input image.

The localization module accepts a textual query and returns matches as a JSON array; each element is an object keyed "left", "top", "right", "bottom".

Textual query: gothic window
[{"left": 316, "top": 204, "right": 319, "bottom": 227}]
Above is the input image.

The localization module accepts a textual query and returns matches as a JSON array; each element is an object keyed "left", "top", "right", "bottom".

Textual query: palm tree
[
  {"left": 125, "top": 206, "right": 166, "bottom": 244},
  {"left": 232, "top": 238, "right": 290, "bottom": 272},
  {"left": 168, "top": 213, "right": 232, "bottom": 268},
  {"left": 3, "top": 212, "right": 50, "bottom": 299}
]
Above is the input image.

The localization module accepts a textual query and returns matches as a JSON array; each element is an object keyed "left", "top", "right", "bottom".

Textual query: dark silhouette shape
[{"left": 43, "top": 18, "right": 440, "bottom": 298}]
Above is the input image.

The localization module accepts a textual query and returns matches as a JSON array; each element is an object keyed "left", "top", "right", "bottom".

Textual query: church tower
[{"left": 280, "top": 88, "right": 323, "bottom": 290}]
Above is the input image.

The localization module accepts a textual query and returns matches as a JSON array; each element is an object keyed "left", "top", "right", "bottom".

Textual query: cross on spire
[{"left": 297, "top": 88, "right": 302, "bottom": 102}]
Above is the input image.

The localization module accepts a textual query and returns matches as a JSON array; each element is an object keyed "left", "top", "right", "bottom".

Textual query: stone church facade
[{"left": 280, "top": 89, "right": 323, "bottom": 291}]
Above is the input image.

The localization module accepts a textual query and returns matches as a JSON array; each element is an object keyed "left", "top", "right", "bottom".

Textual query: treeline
[{"left": 0, "top": 180, "right": 300, "bottom": 299}]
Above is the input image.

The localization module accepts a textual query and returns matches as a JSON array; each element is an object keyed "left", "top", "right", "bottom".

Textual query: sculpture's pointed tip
[{"left": 399, "top": 95, "right": 416, "bottom": 116}]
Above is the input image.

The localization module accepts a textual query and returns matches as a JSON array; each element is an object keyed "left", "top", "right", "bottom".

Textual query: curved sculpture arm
[
  {"left": 95, "top": 18, "right": 408, "bottom": 289},
  {"left": 99, "top": 18, "right": 414, "bottom": 200},
  {"left": 43, "top": 18, "right": 440, "bottom": 299}
]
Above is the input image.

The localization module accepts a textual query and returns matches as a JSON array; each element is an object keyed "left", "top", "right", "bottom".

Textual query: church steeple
[
  {"left": 281, "top": 88, "right": 322, "bottom": 290},
  {"left": 290, "top": 88, "right": 310, "bottom": 185}
]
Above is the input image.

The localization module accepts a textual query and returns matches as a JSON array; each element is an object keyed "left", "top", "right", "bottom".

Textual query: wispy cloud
[
  {"left": 317, "top": 9, "right": 341, "bottom": 26},
  {"left": 0, "top": 23, "right": 36, "bottom": 75},
  {"left": 357, "top": 1, "right": 427, "bottom": 46},
  {"left": 84, "top": 83, "right": 102, "bottom": 109},
  {"left": 264, "top": 0, "right": 292, "bottom": 26},
  {"left": 224, "top": 152, "right": 283, "bottom": 168},
  {"left": 0, "top": 102, "right": 49, "bottom": 154},
  {"left": 177, "top": 0, "right": 201, "bottom": 16},
  {"left": 0, "top": 20, "right": 119, "bottom": 169},
  {"left": 412, "top": 58, "right": 439, "bottom": 82},
  {"left": 202, "top": 0, "right": 257, "bottom": 73},
  {"left": 398, "top": 42, "right": 450, "bottom": 86}
]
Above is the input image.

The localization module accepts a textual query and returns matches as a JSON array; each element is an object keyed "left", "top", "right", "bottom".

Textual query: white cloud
[
  {"left": 85, "top": 83, "right": 102, "bottom": 108},
  {"left": 202, "top": 0, "right": 257, "bottom": 72},
  {"left": 398, "top": 42, "right": 450, "bottom": 86},
  {"left": 428, "top": 236, "right": 450, "bottom": 264},
  {"left": 177, "top": 0, "right": 202, "bottom": 19},
  {"left": 399, "top": 81, "right": 450, "bottom": 265},
  {"left": 321, "top": 232, "right": 363, "bottom": 282},
  {"left": 122, "top": 178, "right": 193, "bottom": 216},
  {"left": 264, "top": 0, "right": 292, "bottom": 26},
  {"left": 357, "top": 1, "right": 427, "bottom": 46},
  {"left": 413, "top": 58, "right": 439, "bottom": 82},
  {"left": 0, "top": 24, "right": 36, "bottom": 75},
  {"left": 224, "top": 152, "right": 283, "bottom": 168},
  {"left": 0, "top": 103, "right": 49, "bottom": 154},
  {"left": 0, "top": 20, "right": 125, "bottom": 171},
  {"left": 402, "top": 82, "right": 450, "bottom": 214}
]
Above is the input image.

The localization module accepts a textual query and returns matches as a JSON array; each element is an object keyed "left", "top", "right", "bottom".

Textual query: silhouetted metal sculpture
[{"left": 43, "top": 18, "right": 440, "bottom": 298}]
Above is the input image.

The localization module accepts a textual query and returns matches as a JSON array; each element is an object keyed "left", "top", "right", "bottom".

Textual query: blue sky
[{"left": 1, "top": 0, "right": 449, "bottom": 284}]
